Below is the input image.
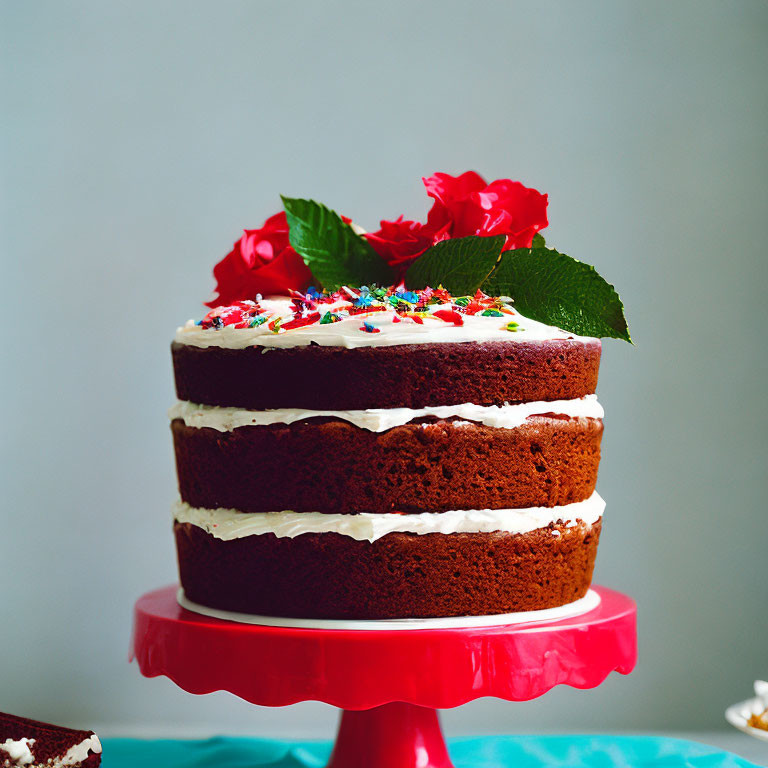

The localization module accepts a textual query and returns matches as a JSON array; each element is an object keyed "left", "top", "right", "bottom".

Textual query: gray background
[{"left": 2, "top": 0, "right": 767, "bottom": 750}]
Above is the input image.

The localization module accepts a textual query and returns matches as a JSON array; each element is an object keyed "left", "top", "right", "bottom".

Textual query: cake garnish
[
  {"left": 205, "top": 172, "right": 630, "bottom": 341},
  {"left": 207, "top": 212, "right": 313, "bottom": 308},
  {"left": 195, "top": 286, "right": 520, "bottom": 335},
  {"left": 193, "top": 286, "right": 540, "bottom": 334}
]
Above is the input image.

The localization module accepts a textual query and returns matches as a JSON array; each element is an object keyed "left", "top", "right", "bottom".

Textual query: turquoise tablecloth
[{"left": 101, "top": 736, "right": 761, "bottom": 767}]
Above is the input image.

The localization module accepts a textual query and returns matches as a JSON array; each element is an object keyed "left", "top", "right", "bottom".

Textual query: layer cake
[{"left": 171, "top": 289, "right": 605, "bottom": 618}]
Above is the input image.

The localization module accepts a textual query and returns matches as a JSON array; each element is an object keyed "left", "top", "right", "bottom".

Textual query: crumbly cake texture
[
  {"left": 172, "top": 415, "right": 602, "bottom": 514},
  {"left": 175, "top": 520, "right": 601, "bottom": 619},
  {"left": 0, "top": 712, "right": 101, "bottom": 768},
  {"left": 171, "top": 285, "right": 605, "bottom": 618}
]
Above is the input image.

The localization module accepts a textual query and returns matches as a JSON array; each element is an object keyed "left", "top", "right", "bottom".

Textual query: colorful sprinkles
[{"left": 196, "top": 286, "right": 523, "bottom": 335}]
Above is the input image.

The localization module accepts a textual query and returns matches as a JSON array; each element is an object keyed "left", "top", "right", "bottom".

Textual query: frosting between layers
[
  {"left": 169, "top": 395, "right": 604, "bottom": 433},
  {"left": 175, "top": 298, "right": 594, "bottom": 349},
  {"left": 173, "top": 493, "right": 605, "bottom": 543}
]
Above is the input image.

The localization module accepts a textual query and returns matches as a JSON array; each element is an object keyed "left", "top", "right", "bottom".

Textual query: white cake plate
[{"left": 177, "top": 587, "right": 601, "bottom": 630}]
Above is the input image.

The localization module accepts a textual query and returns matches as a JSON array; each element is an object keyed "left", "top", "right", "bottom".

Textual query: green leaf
[
  {"left": 532, "top": 232, "right": 546, "bottom": 249},
  {"left": 405, "top": 235, "right": 505, "bottom": 295},
  {"left": 482, "top": 247, "right": 631, "bottom": 342},
  {"left": 281, "top": 196, "right": 394, "bottom": 290}
]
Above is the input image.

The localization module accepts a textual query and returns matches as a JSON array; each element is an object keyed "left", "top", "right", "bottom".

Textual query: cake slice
[{"left": 0, "top": 713, "right": 101, "bottom": 767}]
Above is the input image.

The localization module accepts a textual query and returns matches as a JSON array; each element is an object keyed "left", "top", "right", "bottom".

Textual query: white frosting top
[
  {"left": 173, "top": 493, "right": 604, "bottom": 543},
  {"left": 1, "top": 739, "right": 34, "bottom": 766},
  {"left": 169, "top": 395, "right": 603, "bottom": 433},
  {"left": 175, "top": 297, "right": 595, "bottom": 349}
]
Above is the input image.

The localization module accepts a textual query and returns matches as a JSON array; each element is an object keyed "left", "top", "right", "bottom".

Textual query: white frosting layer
[
  {"left": 175, "top": 298, "right": 596, "bottom": 349},
  {"left": 1, "top": 739, "right": 34, "bottom": 766},
  {"left": 60, "top": 735, "right": 102, "bottom": 766},
  {"left": 169, "top": 395, "right": 603, "bottom": 433},
  {"left": 173, "top": 493, "right": 604, "bottom": 543}
]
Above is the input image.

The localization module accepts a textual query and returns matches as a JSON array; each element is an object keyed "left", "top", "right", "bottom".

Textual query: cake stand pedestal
[{"left": 131, "top": 585, "right": 636, "bottom": 768}]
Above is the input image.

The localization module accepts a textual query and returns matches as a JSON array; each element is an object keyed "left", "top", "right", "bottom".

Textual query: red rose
[
  {"left": 206, "top": 212, "right": 314, "bottom": 307},
  {"left": 365, "top": 171, "right": 549, "bottom": 277},
  {"left": 424, "top": 171, "right": 548, "bottom": 249},
  {"left": 364, "top": 216, "right": 443, "bottom": 268}
]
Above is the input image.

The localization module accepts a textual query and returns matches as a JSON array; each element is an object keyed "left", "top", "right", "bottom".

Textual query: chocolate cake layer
[
  {"left": 172, "top": 415, "right": 602, "bottom": 514},
  {"left": 172, "top": 338, "right": 601, "bottom": 410},
  {"left": 175, "top": 519, "right": 601, "bottom": 619}
]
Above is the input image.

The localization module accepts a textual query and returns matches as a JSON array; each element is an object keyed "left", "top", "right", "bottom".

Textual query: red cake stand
[{"left": 131, "top": 585, "right": 636, "bottom": 768}]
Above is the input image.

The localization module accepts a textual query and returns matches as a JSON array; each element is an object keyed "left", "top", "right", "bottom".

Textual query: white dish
[
  {"left": 177, "top": 587, "right": 600, "bottom": 631},
  {"left": 725, "top": 680, "right": 768, "bottom": 743}
]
